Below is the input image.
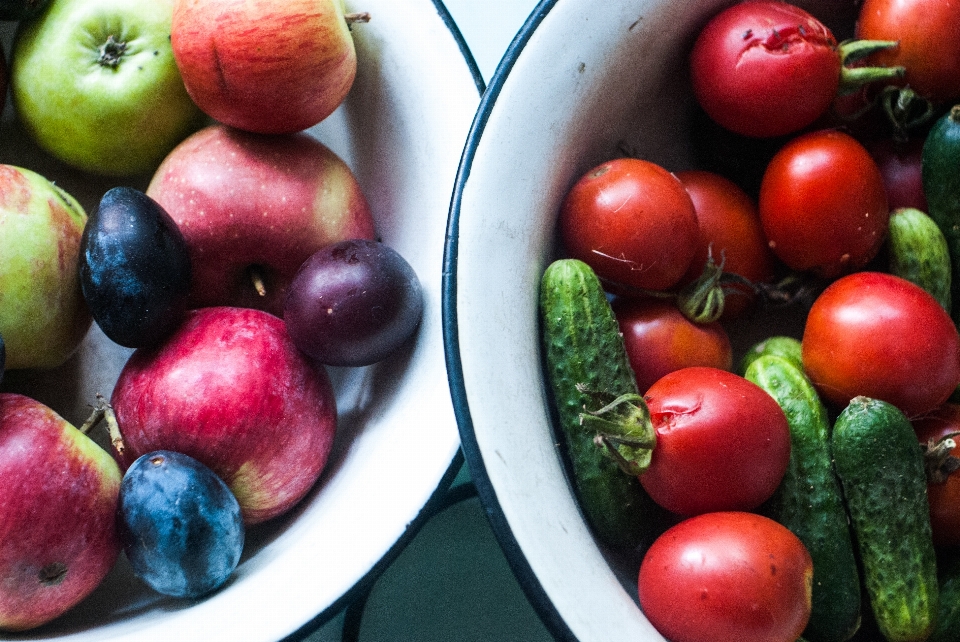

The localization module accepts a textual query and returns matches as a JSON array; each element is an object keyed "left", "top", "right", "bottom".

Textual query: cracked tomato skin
[
  {"left": 638, "top": 367, "right": 791, "bottom": 516},
  {"left": 559, "top": 157, "right": 699, "bottom": 293},
  {"left": 638, "top": 511, "right": 813, "bottom": 642},
  {"left": 690, "top": 0, "right": 840, "bottom": 138}
]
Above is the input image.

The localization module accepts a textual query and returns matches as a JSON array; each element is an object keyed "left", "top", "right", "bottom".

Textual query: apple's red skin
[
  {"left": 110, "top": 306, "right": 338, "bottom": 525},
  {"left": 171, "top": 0, "right": 356, "bottom": 134},
  {"left": 146, "top": 124, "right": 375, "bottom": 317},
  {"left": 0, "top": 393, "right": 121, "bottom": 631}
]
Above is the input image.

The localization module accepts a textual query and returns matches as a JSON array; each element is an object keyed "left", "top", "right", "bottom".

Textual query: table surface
[{"left": 306, "top": 1, "right": 555, "bottom": 640}]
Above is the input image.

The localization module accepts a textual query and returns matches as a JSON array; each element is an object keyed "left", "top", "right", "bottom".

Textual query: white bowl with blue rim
[
  {"left": 0, "top": 1, "right": 481, "bottom": 640},
  {"left": 443, "top": 0, "right": 855, "bottom": 639}
]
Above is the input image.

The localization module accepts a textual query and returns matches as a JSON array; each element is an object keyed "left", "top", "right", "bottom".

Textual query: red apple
[
  {"left": 0, "top": 393, "right": 122, "bottom": 631},
  {"left": 110, "top": 306, "right": 338, "bottom": 525},
  {"left": 171, "top": 0, "right": 363, "bottom": 134},
  {"left": 146, "top": 124, "right": 376, "bottom": 317}
]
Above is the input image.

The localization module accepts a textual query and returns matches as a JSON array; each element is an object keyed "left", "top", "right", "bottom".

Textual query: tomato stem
[
  {"left": 676, "top": 249, "right": 726, "bottom": 324},
  {"left": 837, "top": 39, "right": 905, "bottom": 95},
  {"left": 575, "top": 385, "right": 656, "bottom": 476},
  {"left": 880, "top": 86, "right": 936, "bottom": 141},
  {"left": 922, "top": 431, "right": 960, "bottom": 484}
]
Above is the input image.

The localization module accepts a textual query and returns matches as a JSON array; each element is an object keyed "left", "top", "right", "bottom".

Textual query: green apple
[
  {"left": 0, "top": 165, "right": 92, "bottom": 370},
  {"left": 10, "top": 0, "right": 203, "bottom": 177}
]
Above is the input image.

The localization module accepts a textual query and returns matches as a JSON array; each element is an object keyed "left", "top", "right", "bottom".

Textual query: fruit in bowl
[
  {"left": 447, "top": 0, "right": 960, "bottom": 640},
  {"left": 0, "top": 0, "right": 480, "bottom": 636}
]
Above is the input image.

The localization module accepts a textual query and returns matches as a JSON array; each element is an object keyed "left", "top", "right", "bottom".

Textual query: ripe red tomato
[
  {"left": 559, "top": 158, "right": 699, "bottom": 292},
  {"left": 802, "top": 271, "right": 960, "bottom": 418},
  {"left": 856, "top": 0, "right": 960, "bottom": 103},
  {"left": 689, "top": 1, "right": 841, "bottom": 138},
  {"left": 913, "top": 403, "right": 960, "bottom": 548},
  {"left": 612, "top": 297, "right": 732, "bottom": 394},
  {"left": 639, "top": 367, "right": 791, "bottom": 516},
  {"left": 759, "top": 129, "right": 889, "bottom": 278},
  {"left": 638, "top": 511, "right": 813, "bottom": 642},
  {"left": 676, "top": 169, "right": 776, "bottom": 318}
]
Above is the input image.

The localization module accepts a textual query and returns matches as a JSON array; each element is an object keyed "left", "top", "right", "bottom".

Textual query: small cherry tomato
[
  {"left": 689, "top": 1, "right": 841, "bottom": 138},
  {"left": 676, "top": 169, "right": 776, "bottom": 318},
  {"left": 612, "top": 297, "right": 733, "bottom": 393},
  {"left": 912, "top": 403, "right": 960, "bottom": 548},
  {"left": 639, "top": 367, "right": 791, "bottom": 516},
  {"left": 856, "top": 0, "right": 960, "bottom": 103},
  {"left": 759, "top": 129, "right": 889, "bottom": 278},
  {"left": 559, "top": 158, "right": 699, "bottom": 292},
  {"left": 802, "top": 271, "right": 960, "bottom": 418},
  {"left": 638, "top": 511, "right": 813, "bottom": 642}
]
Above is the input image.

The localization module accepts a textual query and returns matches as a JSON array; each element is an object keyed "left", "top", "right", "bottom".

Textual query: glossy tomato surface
[
  {"left": 912, "top": 403, "right": 960, "bottom": 547},
  {"left": 676, "top": 169, "right": 776, "bottom": 318},
  {"left": 559, "top": 158, "right": 698, "bottom": 292},
  {"left": 689, "top": 1, "right": 840, "bottom": 138},
  {"left": 638, "top": 511, "right": 813, "bottom": 642},
  {"left": 639, "top": 367, "right": 791, "bottom": 516},
  {"left": 802, "top": 271, "right": 960, "bottom": 418},
  {"left": 856, "top": 0, "right": 960, "bottom": 103},
  {"left": 613, "top": 297, "right": 732, "bottom": 394},
  {"left": 759, "top": 129, "right": 889, "bottom": 278}
]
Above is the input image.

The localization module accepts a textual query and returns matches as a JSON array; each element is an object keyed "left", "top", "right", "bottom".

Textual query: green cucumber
[
  {"left": 922, "top": 104, "right": 960, "bottom": 321},
  {"left": 887, "top": 206, "right": 952, "bottom": 311},
  {"left": 832, "top": 397, "right": 938, "bottom": 642},
  {"left": 539, "top": 258, "right": 660, "bottom": 555},
  {"left": 744, "top": 355, "right": 861, "bottom": 642},
  {"left": 739, "top": 335, "right": 803, "bottom": 375}
]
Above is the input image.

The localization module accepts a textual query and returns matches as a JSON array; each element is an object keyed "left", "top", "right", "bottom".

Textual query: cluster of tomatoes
[{"left": 556, "top": 0, "right": 960, "bottom": 641}]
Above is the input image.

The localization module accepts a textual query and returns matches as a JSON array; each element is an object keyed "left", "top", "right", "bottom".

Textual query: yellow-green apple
[
  {"left": 110, "top": 306, "right": 338, "bottom": 524},
  {"left": 146, "top": 124, "right": 376, "bottom": 317},
  {"left": 0, "top": 393, "right": 122, "bottom": 631},
  {"left": 170, "top": 0, "right": 363, "bottom": 134},
  {"left": 11, "top": 0, "right": 203, "bottom": 177},
  {"left": 0, "top": 165, "right": 91, "bottom": 370}
]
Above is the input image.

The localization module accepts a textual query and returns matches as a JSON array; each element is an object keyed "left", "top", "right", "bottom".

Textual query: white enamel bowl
[
  {"left": 0, "top": 1, "right": 482, "bottom": 640},
  {"left": 444, "top": 0, "right": 856, "bottom": 640}
]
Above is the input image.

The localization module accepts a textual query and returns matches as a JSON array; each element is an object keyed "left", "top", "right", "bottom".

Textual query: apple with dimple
[
  {"left": 110, "top": 306, "right": 338, "bottom": 524},
  {"left": 146, "top": 124, "right": 376, "bottom": 317},
  {"left": 0, "top": 393, "right": 122, "bottom": 631},
  {"left": 171, "top": 0, "right": 365, "bottom": 134},
  {"left": 0, "top": 165, "right": 92, "bottom": 370},
  {"left": 11, "top": 0, "right": 203, "bottom": 176}
]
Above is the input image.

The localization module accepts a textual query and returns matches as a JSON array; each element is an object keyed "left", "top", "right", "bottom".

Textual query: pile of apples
[{"left": 0, "top": 0, "right": 423, "bottom": 631}]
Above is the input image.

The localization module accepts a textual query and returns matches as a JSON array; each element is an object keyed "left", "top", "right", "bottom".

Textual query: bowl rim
[
  {"left": 441, "top": 1, "right": 576, "bottom": 640},
  {"left": 279, "top": 1, "right": 487, "bottom": 638}
]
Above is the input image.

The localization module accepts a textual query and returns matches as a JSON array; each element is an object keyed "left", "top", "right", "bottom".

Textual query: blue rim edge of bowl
[
  {"left": 441, "top": 1, "right": 578, "bottom": 641},
  {"left": 281, "top": 1, "right": 486, "bottom": 639}
]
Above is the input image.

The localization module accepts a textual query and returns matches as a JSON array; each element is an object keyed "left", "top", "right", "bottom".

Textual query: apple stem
[
  {"left": 250, "top": 267, "right": 268, "bottom": 297},
  {"left": 345, "top": 12, "right": 371, "bottom": 27},
  {"left": 79, "top": 394, "right": 126, "bottom": 459}
]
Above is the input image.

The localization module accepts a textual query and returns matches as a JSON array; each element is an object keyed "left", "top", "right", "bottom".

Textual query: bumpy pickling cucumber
[
  {"left": 539, "top": 258, "right": 660, "bottom": 555},
  {"left": 744, "top": 354, "right": 861, "bottom": 642},
  {"left": 922, "top": 104, "right": 960, "bottom": 321},
  {"left": 832, "top": 397, "right": 938, "bottom": 642},
  {"left": 738, "top": 335, "right": 803, "bottom": 375},
  {"left": 887, "top": 206, "right": 952, "bottom": 311}
]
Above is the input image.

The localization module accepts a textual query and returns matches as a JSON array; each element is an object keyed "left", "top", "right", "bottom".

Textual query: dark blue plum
[
  {"left": 80, "top": 186, "right": 191, "bottom": 348},
  {"left": 118, "top": 450, "right": 244, "bottom": 599},
  {"left": 283, "top": 239, "right": 424, "bottom": 366}
]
